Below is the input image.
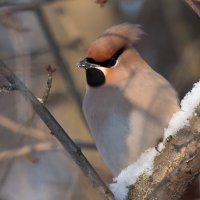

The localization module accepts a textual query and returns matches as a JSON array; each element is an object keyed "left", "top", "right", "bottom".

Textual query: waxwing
[{"left": 78, "top": 23, "right": 180, "bottom": 176}]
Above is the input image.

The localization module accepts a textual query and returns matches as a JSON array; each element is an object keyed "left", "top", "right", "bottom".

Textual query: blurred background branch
[
  {"left": 186, "top": 0, "right": 200, "bottom": 17},
  {"left": 0, "top": 0, "right": 69, "bottom": 11},
  {"left": 34, "top": 7, "right": 84, "bottom": 117},
  {"left": 0, "top": 60, "right": 114, "bottom": 200},
  {"left": 0, "top": 114, "right": 96, "bottom": 149},
  {"left": 0, "top": 141, "right": 96, "bottom": 161}
]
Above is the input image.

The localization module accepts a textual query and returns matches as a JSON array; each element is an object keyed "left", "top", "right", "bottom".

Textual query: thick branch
[
  {"left": 127, "top": 106, "right": 200, "bottom": 199},
  {"left": 0, "top": 60, "right": 114, "bottom": 200}
]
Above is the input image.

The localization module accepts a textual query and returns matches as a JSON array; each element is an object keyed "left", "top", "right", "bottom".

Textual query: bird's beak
[{"left": 77, "top": 58, "right": 99, "bottom": 69}]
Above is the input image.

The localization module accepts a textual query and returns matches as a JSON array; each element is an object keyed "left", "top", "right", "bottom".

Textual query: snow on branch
[
  {"left": 110, "top": 80, "right": 200, "bottom": 200},
  {"left": 164, "top": 80, "right": 200, "bottom": 139},
  {"left": 110, "top": 148, "right": 158, "bottom": 200}
]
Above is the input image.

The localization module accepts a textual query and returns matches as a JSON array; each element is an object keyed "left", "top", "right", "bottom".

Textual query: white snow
[
  {"left": 109, "top": 80, "right": 200, "bottom": 200},
  {"left": 164, "top": 80, "right": 200, "bottom": 139},
  {"left": 157, "top": 142, "right": 165, "bottom": 152},
  {"left": 109, "top": 148, "right": 158, "bottom": 200}
]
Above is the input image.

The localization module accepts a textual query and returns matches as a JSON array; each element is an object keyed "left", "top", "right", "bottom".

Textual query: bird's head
[{"left": 78, "top": 23, "right": 143, "bottom": 87}]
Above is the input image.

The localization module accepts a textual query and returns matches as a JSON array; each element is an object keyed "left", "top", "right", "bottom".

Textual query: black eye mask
[
  {"left": 85, "top": 48, "right": 124, "bottom": 68},
  {"left": 78, "top": 48, "right": 124, "bottom": 87}
]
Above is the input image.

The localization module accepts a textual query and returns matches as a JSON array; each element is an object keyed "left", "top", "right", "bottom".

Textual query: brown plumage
[
  {"left": 87, "top": 23, "right": 142, "bottom": 62},
  {"left": 80, "top": 23, "right": 179, "bottom": 175},
  {"left": 80, "top": 23, "right": 200, "bottom": 198}
]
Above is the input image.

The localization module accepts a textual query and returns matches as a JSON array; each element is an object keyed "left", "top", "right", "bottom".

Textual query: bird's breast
[
  {"left": 82, "top": 70, "right": 179, "bottom": 176},
  {"left": 82, "top": 85, "right": 151, "bottom": 175}
]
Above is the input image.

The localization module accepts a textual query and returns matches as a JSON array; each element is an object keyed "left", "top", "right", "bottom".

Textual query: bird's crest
[{"left": 87, "top": 23, "right": 143, "bottom": 62}]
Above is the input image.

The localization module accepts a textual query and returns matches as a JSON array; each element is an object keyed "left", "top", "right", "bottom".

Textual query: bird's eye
[
  {"left": 108, "top": 48, "right": 124, "bottom": 66},
  {"left": 87, "top": 48, "right": 124, "bottom": 68}
]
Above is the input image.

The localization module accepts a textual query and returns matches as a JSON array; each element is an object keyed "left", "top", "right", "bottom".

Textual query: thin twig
[
  {"left": 0, "top": 60, "right": 113, "bottom": 200},
  {"left": 0, "top": 142, "right": 56, "bottom": 160},
  {"left": 0, "top": 84, "right": 16, "bottom": 92},
  {"left": 0, "top": 114, "right": 50, "bottom": 141},
  {"left": 34, "top": 7, "right": 87, "bottom": 126},
  {"left": 39, "top": 65, "right": 56, "bottom": 104},
  {"left": 0, "top": 114, "right": 97, "bottom": 150},
  {"left": 0, "top": 141, "right": 96, "bottom": 161}
]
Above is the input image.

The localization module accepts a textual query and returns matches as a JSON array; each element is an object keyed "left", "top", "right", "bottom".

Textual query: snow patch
[
  {"left": 109, "top": 80, "right": 200, "bottom": 200},
  {"left": 109, "top": 148, "right": 158, "bottom": 200},
  {"left": 164, "top": 80, "right": 200, "bottom": 139}
]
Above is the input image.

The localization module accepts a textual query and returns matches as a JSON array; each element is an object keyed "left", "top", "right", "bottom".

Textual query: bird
[{"left": 78, "top": 23, "right": 180, "bottom": 176}]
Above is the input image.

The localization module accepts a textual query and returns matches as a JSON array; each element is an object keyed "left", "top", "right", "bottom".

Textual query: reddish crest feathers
[{"left": 87, "top": 23, "right": 143, "bottom": 62}]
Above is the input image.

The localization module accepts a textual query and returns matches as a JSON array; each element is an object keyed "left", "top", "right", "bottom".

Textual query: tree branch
[
  {"left": 0, "top": 141, "right": 96, "bottom": 161},
  {"left": 127, "top": 105, "right": 200, "bottom": 199},
  {"left": 39, "top": 65, "right": 56, "bottom": 104},
  {"left": 0, "top": 84, "right": 16, "bottom": 92},
  {"left": 34, "top": 7, "right": 87, "bottom": 125},
  {"left": 0, "top": 114, "right": 96, "bottom": 150},
  {"left": 0, "top": 142, "right": 56, "bottom": 160},
  {"left": 0, "top": 60, "right": 114, "bottom": 200},
  {"left": 185, "top": 0, "right": 200, "bottom": 17}
]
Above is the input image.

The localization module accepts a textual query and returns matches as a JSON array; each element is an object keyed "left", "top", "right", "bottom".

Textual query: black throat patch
[
  {"left": 86, "top": 68, "right": 105, "bottom": 87},
  {"left": 85, "top": 48, "right": 124, "bottom": 87}
]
